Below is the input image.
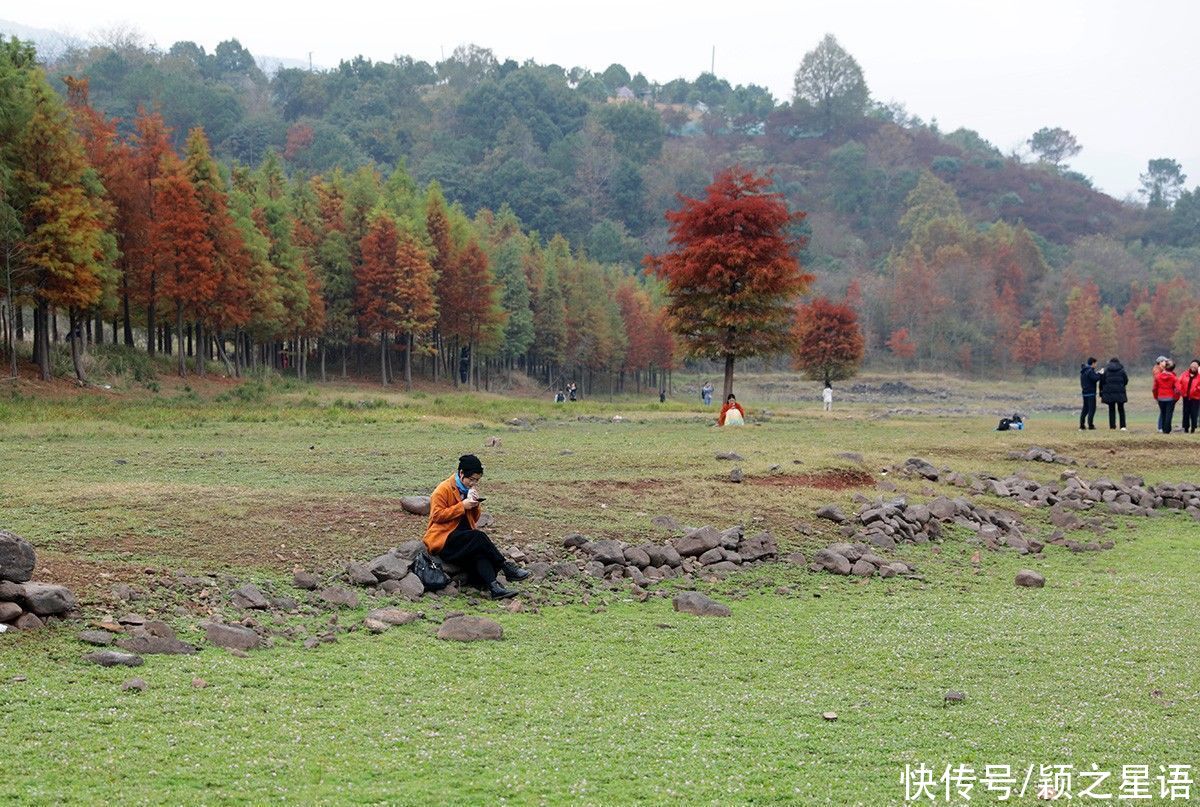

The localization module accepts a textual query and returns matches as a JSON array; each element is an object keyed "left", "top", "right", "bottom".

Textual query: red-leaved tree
[
  {"left": 791, "top": 298, "right": 864, "bottom": 386},
  {"left": 886, "top": 327, "right": 917, "bottom": 363},
  {"left": 646, "top": 167, "right": 811, "bottom": 400}
]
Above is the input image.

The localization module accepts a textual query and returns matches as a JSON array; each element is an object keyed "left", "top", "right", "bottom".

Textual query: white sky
[{"left": 9, "top": 0, "right": 1199, "bottom": 199}]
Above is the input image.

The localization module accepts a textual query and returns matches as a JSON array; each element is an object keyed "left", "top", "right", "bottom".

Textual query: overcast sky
[{"left": 7, "top": 0, "right": 1198, "bottom": 200}]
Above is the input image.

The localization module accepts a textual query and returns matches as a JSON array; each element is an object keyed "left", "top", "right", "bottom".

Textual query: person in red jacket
[
  {"left": 1154, "top": 359, "right": 1180, "bottom": 434},
  {"left": 717, "top": 393, "right": 746, "bottom": 426},
  {"left": 1178, "top": 359, "right": 1200, "bottom": 433}
]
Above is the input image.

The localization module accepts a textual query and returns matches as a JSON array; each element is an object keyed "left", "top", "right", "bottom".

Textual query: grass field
[{"left": 1, "top": 368, "right": 1198, "bottom": 805}]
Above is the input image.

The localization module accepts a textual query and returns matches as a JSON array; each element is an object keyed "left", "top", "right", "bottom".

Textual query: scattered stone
[
  {"left": 672, "top": 526, "right": 722, "bottom": 557},
  {"left": 399, "top": 495, "right": 431, "bottom": 516},
  {"left": 116, "top": 633, "right": 197, "bottom": 655},
  {"left": 318, "top": 587, "right": 359, "bottom": 608},
  {"left": 944, "top": 690, "right": 966, "bottom": 704},
  {"left": 822, "top": 712, "right": 838, "bottom": 721},
  {"left": 650, "top": 515, "right": 680, "bottom": 531},
  {"left": 728, "top": 467, "right": 744, "bottom": 483},
  {"left": 203, "top": 622, "right": 263, "bottom": 651},
  {"left": 0, "top": 602, "right": 22, "bottom": 623},
  {"left": 715, "top": 451, "right": 744, "bottom": 461},
  {"left": 1015, "top": 570, "right": 1046, "bottom": 588},
  {"left": 14, "top": 612, "right": 43, "bottom": 630},
  {"left": 367, "top": 608, "right": 418, "bottom": 626},
  {"left": 815, "top": 505, "right": 846, "bottom": 523},
  {"left": 363, "top": 617, "right": 389, "bottom": 633},
  {"left": 437, "top": 615, "right": 504, "bottom": 641},
  {"left": 84, "top": 650, "right": 143, "bottom": 668},
  {"left": 585, "top": 540, "right": 626, "bottom": 565},
  {"left": 17, "top": 582, "right": 78, "bottom": 616},
  {"left": 293, "top": 571, "right": 320, "bottom": 590},
  {"left": 562, "top": 533, "right": 589, "bottom": 549},
  {"left": 192, "top": 678, "right": 208, "bottom": 689},
  {"left": 0, "top": 530, "right": 36, "bottom": 583},
  {"left": 672, "top": 592, "right": 731, "bottom": 617},
  {"left": 366, "top": 551, "right": 411, "bottom": 582},
  {"left": 230, "top": 583, "right": 270, "bottom": 610},
  {"left": 345, "top": 562, "right": 378, "bottom": 587},
  {"left": 121, "top": 677, "right": 147, "bottom": 693},
  {"left": 77, "top": 630, "right": 115, "bottom": 647},
  {"left": 395, "top": 573, "right": 425, "bottom": 600}
]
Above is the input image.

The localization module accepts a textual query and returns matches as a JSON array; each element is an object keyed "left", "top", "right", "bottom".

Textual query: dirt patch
[
  {"left": 33, "top": 551, "right": 150, "bottom": 603},
  {"left": 570, "top": 479, "right": 672, "bottom": 494},
  {"left": 748, "top": 469, "right": 875, "bottom": 490}
]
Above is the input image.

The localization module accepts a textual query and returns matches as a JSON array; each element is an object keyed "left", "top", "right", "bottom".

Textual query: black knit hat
[{"left": 458, "top": 454, "right": 484, "bottom": 476}]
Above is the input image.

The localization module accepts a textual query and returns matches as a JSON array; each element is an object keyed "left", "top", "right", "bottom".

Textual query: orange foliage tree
[{"left": 791, "top": 297, "right": 865, "bottom": 386}]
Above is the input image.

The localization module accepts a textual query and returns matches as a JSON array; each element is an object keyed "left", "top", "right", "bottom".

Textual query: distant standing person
[
  {"left": 1178, "top": 359, "right": 1200, "bottom": 433},
  {"left": 717, "top": 393, "right": 746, "bottom": 426},
  {"left": 567, "top": 382, "right": 577, "bottom": 402},
  {"left": 659, "top": 389, "right": 666, "bottom": 403},
  {"left": 701, "top": 381, "right": 714, "bottom": 406},
  {"left": 1079, "top": 357, "right": 1101, "bottom": 430},
  {"left": 1099, "top": 357, "right": 1128, "bottom": 431},
  {"left": 1154, "top": 356, "right": 1169, "bottom": 431},
  {"left": 822, "top": 383, "right": 833, "bottom": 412},
  {"left": 1154, "top": 359, "right": 1180, "bottom": 434}
]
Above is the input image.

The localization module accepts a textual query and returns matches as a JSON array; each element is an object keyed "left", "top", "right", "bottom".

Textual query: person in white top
[{"left": 822, "top": 383, "right": 833, "bottom": 411}]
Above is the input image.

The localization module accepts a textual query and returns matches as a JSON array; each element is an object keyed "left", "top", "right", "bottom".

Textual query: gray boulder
[
  {"left": 815, "top": 505, "right": 846, "bottom": 524},
  {"left": 586, "top": 539, "right": 626, "bottom": 565},
  {"left": 812, "top": 549, "right": 852, "bottom": 575},
  {"left": 672, "top": 591, "right": 731, "bottom": 617},
  {"left": 293, "top": 571, "right": 320, "bottom": 590},
  {"left": 399, "top": 496, "right": 431, "bottom": 516},
  {"left": 0, "top": 531, "right": 36, "bottom": 583},
  {"left": 623, "top": 547, "right": 652, "bottom": 569},
  {"left": 0, "top": 601, "right": 21, "bottom": 623},
  {"left": 396, "top": 573, "right": 426, "bottom": 600},
  {"left": 78, "top": 630, "right": 114, "bottom": 646},
  {"left": 230, "top": 583, "right": 270, "bottom": 610},
  {"left": 672, "top": 526, "right": 722, "bottom": 557},
  {"left": 84, "top": 650, "right": 144, "bottom": 667},
  {"left": 203, "top": 622, "right": 263, "bottom": 651},
  {"left": 366, "top": 551, "right": 411, "bottom": 582},
  {"left": 367, "top": 608, "right": 418, "bottom": 626},
  {"left": 19, "top": 582, "right": 78, "bottom": 616},
  {"left": 318, "top": 586, "right": 359, "bottom": 608},
  {"left": 346, "top": 562, "right": 378, "bottom": 587},
  {"left": 1014, "top": 570, "right": 1045, "bottom": 588},
  {"left": 738, "top": 532, "right": 778, "bottom": 562},
  {"left": 437, "top": 615, "right": 503, "bottom": 641}
]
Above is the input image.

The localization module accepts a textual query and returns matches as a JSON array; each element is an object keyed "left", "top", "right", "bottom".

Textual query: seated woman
[
  {"left": 717, "top": 393, "right": 746, "bottom": 426},
  {"left": 422, "top": 454, "right": 528, "bottom": 599}
]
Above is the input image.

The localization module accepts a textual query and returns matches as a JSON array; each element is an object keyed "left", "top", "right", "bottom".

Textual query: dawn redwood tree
[
  {"left": 647, "top": 167, "right": 811, "bottom": 400},
  {"left": 1014, "top": 323, "right": 1041, "bottom": 374},
  {"left": 791, "top": 297, "right": 864, "bottom": 386},
  {"left": 154, "top": 153, "right": 215, "bottom": 377},
  {"left": 357, "top": 213, "right": 402, "bottom": 385},
  {"left": 886, "top": 327, "right": 916, "bottom": 364},
  {"left": 129, "top": 108, "right": 173, "bottom": 357},
  {"left": 392, "top": 230, "right": 437, "bottom": 389}
]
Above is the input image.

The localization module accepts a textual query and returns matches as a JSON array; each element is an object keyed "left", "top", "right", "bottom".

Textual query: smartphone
[{"left": 472, "top": 496, "right": 486, "bottom": 502}]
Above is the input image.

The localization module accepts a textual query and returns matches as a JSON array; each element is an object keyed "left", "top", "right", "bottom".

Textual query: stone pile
[
  {"left": 808, "top": 541, "right": 920, "bottom": 579},
  {"left": 561, "top": 525, "right": 779, "bottom": 587},
  {"left": 0, "top": 530, "right": 79, "bottom": 632},
  {"left": 339, "top": 540, "right": 429, "bottom": 600},
  {"left": 978, "top": 470, "right": 1200, "bottom": 521}
]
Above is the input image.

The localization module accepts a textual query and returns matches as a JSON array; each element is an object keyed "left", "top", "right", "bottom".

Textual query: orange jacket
[
  {"left": 717, "top": 401, "right": 745, "bottom": 426},
  {"left": 422, "top": 474, "right": 480, "bottom": 554}
]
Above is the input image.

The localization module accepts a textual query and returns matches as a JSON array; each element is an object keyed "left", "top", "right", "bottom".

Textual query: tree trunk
[
  {"left": 122, "top": 285, "right": 133, "bottom": 346},
  {"left": 68, "top": 308, "right": 87, "bottom": 384},
  {"left": 380, "top": 331, "right": 388, "bottom": 386},
  {"left": 196, "top": 321, "right": 206, "bottom": 377},
  {"left": 468, "top": 341, "right": 476, "bottom": 391},
  {"left": 404, "top": 331, "right": 413, "bottom": 390},
  {"left": 320, "top": 339, "right": 327, "bottom": 382},
  {"left": 147, "top": 298, "right": 157, "bottom": 357},
  {"left": 722, "top": 352, "right": 735, "bottom": 401},
  {"left": 216, "top": 331, "right": 235, "bottom": 375},
  {"left": 35, "top": 301, "right": 50, "bottom": 380},
  {"left": 175, "top": 302, "right": 186, "bottom": 377}
]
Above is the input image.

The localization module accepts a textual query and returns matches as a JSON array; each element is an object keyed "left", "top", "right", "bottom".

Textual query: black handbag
[{"left": 413, "top": 550, "right": 450, "bottom": 591}]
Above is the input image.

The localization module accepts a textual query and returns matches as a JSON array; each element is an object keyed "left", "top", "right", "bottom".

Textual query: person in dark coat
[
  {"left": 1099, "top": 357, "right": 1129, "bottom": 430},
  {"left": 1079, "top": 357, "right": 1101, "bottom": 430}
]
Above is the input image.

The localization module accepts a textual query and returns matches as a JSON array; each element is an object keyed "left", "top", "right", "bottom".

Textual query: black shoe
[
  {"left": 489, "top": 581, "right": 517, "bottom": 600},
  {"left": 502, "top": 562, "right": 530, "bottom": 581},
  {"left": 1088, "top": 425, "right": 1096, "bottom": 430}
]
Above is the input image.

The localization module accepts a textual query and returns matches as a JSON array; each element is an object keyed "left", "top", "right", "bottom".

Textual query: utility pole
[
  {"left": 711, "top": 46, "right": 715, "bottom": 74},
  {"left": 308, "top": 51, "right": 313, "bottom": 72}
]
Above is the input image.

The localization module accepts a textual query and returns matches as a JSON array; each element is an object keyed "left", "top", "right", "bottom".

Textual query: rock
[
  {"left": 270, "top": 596, "right": 299, "bottom": 612},
  {"left": 850, "top": 560, "right": 875, "bottom": 577},
  {"left": 318, "top": 587, "right": 359, "bottom": 608},
  {"left": 728, "top": 467, "right": 744, "bottom": 483},
  {"left": 345, "top": 562, "right": 378, "bottom": 587},
  {"left": 293, "top": 571, "right": 320, "bottom": 590},
  {"left": 364, "top": 617, "right": 389, "bottom": 633},
  {"left": 14, "top": 612, "right": 43, "bottom": 630},
  {"left": 121, "top": 677, "right": 147, "bottom": 693},
  {"left": 0, "top": 530, "right": 36, "bottom": 583},
  {"left": 526, "top": 561, "right": 553, "bottom": 580},
  {"left": 78, "top": 629, "right": 114, "bottom": 646},
  {"left": 928, "top": 497, "right": 958, "bottom": 520},
  {"left": 303, "top": 637, "right": 320, "bottom": 650},
  {"left": 1014, "top": 570, "right": 1045, "bottom": 588},
  {"left": 585, "top": 540, "right": 626, "bottom": 565},
  {"left": 837, "top": 452, "right": 865, "bottom": 464},
  {"left": 117, "top": 634, "right": 197, "bottom": 655},
  {"left": 562, "top": 533, "right": 589, "bottom": 549},
  {"left": 715, "top": 451, "right": 744, "bottom": 461},
  {"left": 738, "top": 531, "right": 778, "bottom": 562},
  {"left": 395, "top": 573, "right": 425, "bottom": 601},
  {"left": 550, "top": 561, "right": 580, "bottom": 578},
  {"left": 944, "top": 690, "right": 966, "bottom": 704},
  {"left": 815, "top": 505, "right": 846, "bottom": 523},
  {"left": 672, "top": 591, "right": 731, "bottom": 617},
  {"left": 192, "top": 678, "right": 208, "bottom": 689},
  {"left": 84, "top": 650, "right": 143, "bottom": 667},
  {"left": 698, "top": 547, "right": 725, "bottom": 565},
  {"left": 822, "top": 712, "right": 838, "bottom": 721},
  {"left": 399, "top": 495, "right": 431, "bottom": 516},
  {"left": 0, "top": 581, "right": 21, "bottom": 602},
  {"left": 437, "top": 615, "right": 504, "bottom": 641},
  {"left": 203, "top": 622, "right": 263, "bottom": 651},
  {"left": 19, "top": 582, "right": 78, "bottom": 616},
  {"left": 672, "top": 526, "right": 722, "bottom": 557},
  {"left": 366, "top": 551, "right": 411, "bottom": 582},
  {"left": 812, "top": 549, "right": 852, "bottom": 575},
  {"left": 367, "top": 608, "right": 418, "bottom": 626},
  {"left": 783, "top": 552, "right": 807, "bottom": 565},
  {"left": 230, "top": 583, "right": 270, "bottom": 610},
  {"left": 0, "top": 601, "right": 21, "bottom": 623},
  {"left": 650, "top": 515, "right": 680, "bottom": 531},
  {"left": 904, "top": 457, "right": 939, "bottom": 481},
  {"left": 623, "top": 547, "right": 652, "bottom": 568}
]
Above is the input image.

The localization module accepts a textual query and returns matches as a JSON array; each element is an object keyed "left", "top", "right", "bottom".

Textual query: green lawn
[{"left": 1, "top": 375, "right": 1197, "bottom": 804}]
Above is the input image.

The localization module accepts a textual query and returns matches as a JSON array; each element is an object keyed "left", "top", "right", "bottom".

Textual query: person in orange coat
[
  {"left": 422, "top": 454, "right": 527, "bottom": 599},
  {"left": 717, "top": 393, "right": 746, "bottom": 426}
]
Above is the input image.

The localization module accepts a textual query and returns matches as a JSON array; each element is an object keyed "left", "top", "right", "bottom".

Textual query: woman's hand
[{"left": 463, "top": 498, "right": 480, "bottom": 511}]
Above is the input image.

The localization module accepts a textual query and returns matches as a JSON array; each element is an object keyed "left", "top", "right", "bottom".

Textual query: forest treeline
[{"left": 3, "top": 30, "right": 1200, "bottom": 385}]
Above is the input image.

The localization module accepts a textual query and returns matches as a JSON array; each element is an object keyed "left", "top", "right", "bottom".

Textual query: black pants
[
  {"left": 1080, "top": 395, "right": 1096, "bottom": 428},
  {"left": 1107, "top": 402, "right": 1126, "bottom": 429},
  {"left": 1158, "top": 399, "right": 1177, "bottom": 434},
  {"left": 439, "top": 529, "right": 505, "bottom": 586},
  {"left": 1182, "top": 399, "right": 1200, "bottom": 433}
]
